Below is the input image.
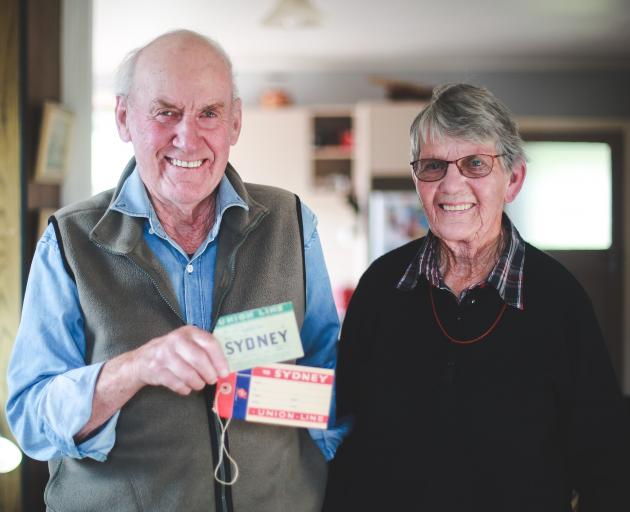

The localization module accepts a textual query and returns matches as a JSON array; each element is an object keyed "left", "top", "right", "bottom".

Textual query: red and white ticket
[{"left": 214, "top": 363, "right": 334, "bottom": 429}]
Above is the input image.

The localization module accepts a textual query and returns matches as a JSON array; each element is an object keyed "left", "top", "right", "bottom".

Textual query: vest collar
[{"left": 89, "top": 157, "right": 268, "bottom": 255}]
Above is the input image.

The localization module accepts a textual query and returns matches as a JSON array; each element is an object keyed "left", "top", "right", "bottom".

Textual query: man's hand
[
  {"left": 131, "top": 325, "right": 229, "bottom": 395},
  {"left": 74, "top": 325, "right": 228, "bottom": 442}
]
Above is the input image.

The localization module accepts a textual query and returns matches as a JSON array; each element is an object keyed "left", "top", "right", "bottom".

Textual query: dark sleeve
[
  {"left": 566, "top": 286, "right": 630, "bottom": 511},
  {"left": 335, "top": 271, "right": 376, "bottom": 420},
  {"left": 324, "top": 271, "right": 377, "bottom": 511}
]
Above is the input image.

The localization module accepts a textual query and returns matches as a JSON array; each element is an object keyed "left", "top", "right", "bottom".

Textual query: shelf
[
  {"left": 312, "top": 115, "right": 352, "bottom": 147},
  {"left": 311, "top": 111, "right": 354, "bottom": 191},
  {"left": 313, "top": 145, "right": 353, "bottom": 160}
]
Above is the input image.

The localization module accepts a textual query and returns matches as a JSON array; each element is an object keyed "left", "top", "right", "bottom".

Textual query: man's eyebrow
[
  {"left": 200, "top": 101, "right": 227, "bottom": 111},
  {"left": 147, "top": 99, "right": 228, "bottom": 113},
  {"left": 149, "top": 99, "right": 182, "bottom": 110}
]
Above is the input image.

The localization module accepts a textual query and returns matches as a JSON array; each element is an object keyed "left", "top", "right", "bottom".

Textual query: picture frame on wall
[{"left": 34, "top": 102, "right": 74, "bottom": 184}]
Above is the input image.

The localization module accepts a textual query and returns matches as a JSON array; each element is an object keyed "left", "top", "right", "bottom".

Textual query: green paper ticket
[{"left": 213, "top": 302, "right": 304, "bottom": 372}]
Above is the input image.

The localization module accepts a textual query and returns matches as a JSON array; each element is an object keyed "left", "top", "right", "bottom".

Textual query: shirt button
[
  {"left": 148, "top": 227, "right": 155, "bottom": 234},
  {"left": 469, "top": 298, "right": 476, "bottom": 305},
  {"left": 186, "top": 264, "right": 194, "bottom": 274}
]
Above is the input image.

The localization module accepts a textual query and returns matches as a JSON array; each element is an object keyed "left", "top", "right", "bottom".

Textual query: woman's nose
[{"left": 438, "top": 162, "right": 466, "bottom": 192}]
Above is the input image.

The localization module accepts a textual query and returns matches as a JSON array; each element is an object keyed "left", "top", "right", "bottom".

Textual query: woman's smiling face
[{"left": 415, "top": 136, "right": 525, "bottom": 250}]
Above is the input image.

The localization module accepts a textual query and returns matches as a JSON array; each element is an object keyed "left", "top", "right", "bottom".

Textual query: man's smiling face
[{"left": 115, "top": 34, "right": 241, "bottom": 212}]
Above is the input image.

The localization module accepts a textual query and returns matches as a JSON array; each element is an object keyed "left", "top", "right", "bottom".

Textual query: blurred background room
[{"left": 1, "top": 0, "right": 630, "bottom": 509}]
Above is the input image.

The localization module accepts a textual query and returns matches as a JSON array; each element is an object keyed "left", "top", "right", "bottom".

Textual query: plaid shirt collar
[{"left": 397, "top": 214, "right": 526, "bottom": 310}]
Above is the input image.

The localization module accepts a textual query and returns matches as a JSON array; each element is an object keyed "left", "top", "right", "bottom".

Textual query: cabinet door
[
  {"left": 356, "top": 102, "right": 425, "bottom": 176},
  {"left": 229, "top": 108, "right": 311, "bottom": 196}
]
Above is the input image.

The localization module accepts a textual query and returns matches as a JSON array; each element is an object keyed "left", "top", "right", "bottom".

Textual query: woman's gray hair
[
  {"left": 410, "top": 83, "right": 525, "bottom": 173},
  {"left": 114, "top": 29, "right": 239, "bottom": 101}
]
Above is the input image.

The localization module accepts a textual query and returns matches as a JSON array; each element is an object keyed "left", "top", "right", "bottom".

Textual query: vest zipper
[
  {"left": 211, "top": 212, "right": 268, "bottom": 329},
  {"left": 209, "top": 211, "right": 268, "bottom": 512}
]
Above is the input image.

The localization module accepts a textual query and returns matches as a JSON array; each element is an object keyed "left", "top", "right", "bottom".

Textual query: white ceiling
[{"left": 93, "top": 0, "right": 630, "bottom": 76}]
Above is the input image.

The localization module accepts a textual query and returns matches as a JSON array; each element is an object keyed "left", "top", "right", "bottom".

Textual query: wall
[
  {"left": 61, "top": 0, "right": 92, "bottom": 206},
  {"left": 0, "top": 0, "right": 23, "bottom": 509},
  {"left": 236, "top": 68, "right": 630, "bottom": 117}
]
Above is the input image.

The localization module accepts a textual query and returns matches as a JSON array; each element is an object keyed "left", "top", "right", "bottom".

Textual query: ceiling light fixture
[{"left": 262, "top": 0, "right": 322, "bottom": 28}]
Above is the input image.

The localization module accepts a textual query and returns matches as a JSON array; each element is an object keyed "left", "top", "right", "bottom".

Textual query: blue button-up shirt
[{"left": 7, "top": 168, "right": 349, "bottom": 462}]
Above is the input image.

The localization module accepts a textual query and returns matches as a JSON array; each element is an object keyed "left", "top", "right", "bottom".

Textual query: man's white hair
[{"left": 114, "top": 29, "right": 239, "bottom": 101}]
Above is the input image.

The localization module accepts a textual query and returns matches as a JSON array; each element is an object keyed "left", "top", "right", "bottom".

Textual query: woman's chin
[{"left": 433, "top": 224, "right": 478, "bottom": 245}]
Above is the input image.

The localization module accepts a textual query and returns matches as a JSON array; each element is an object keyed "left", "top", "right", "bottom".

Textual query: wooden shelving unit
[
  {"left": 312, "top": 145, "right": 353, "bottom": 159},
  {"left": 311, "top": 109, "right": 354, "bottom": 191}
]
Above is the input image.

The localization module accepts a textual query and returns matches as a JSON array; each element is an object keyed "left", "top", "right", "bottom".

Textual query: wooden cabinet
[
  {"left": 353, "top": 101, "right": 425, "bottom": 207},
  {"left": 311, "top": 108, "right": 353, "bottom": 191},
  {"left": 230, "top": 108, "right": 311, "bottom": 195},
  {"left": 229, "top": 106, "right": 364, "bottom": 290},
  {"left": 234, "top": 102, "right": 429, "bottom": 198},
  {"left": 231, "top": 106, "right": 355, "bottom": 195},
  {"left": 355, "top": 101, "right": 425, "bottom": 175},
  {"left": 229, "top": 101, "right": 429, "bottom": 289}
]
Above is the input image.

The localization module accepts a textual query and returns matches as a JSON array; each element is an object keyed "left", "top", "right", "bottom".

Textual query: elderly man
[{"left": 7, "top": 30, "right": 343, "bottom": 511}]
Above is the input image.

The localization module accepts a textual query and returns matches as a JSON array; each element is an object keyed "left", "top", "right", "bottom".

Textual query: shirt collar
[
  {"left": 397, "top": 213, "right": 526, "bottom": 310},
  {"left": 110, "top": 165, "right": 249, "bottom": 250}
]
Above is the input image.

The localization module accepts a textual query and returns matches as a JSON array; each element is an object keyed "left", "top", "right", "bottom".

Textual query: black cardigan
[{"left": 324, "top": 239, "right": 630, "bottom": 512}]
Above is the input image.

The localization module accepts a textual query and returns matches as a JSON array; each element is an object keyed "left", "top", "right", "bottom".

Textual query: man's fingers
[
  {"left": 135, "top": 326, "right": 230, "bottom": 392},
  {"left": 190, "top": 330, "right": 230, "bottom": 378},
  {"left": 154, "top": 352, "right": 207, "bottom": 391},
  {"left": 173, "top": 340, "right": 219, "bottom": 385},
  {"left": 161, "top": 368, "right": 194, "bottom": 396},
  {"left": 135, "top": 338, "right": 207, "bottom": 390}
]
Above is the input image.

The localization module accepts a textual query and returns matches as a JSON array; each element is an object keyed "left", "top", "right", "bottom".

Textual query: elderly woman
[{"left": 324, "top": 84, "right": 630, "bottom": 511}]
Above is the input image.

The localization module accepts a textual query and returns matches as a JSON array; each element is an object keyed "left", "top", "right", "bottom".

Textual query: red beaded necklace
[{"left": 429, "top": 286, "right": 507, "bottom": 345}]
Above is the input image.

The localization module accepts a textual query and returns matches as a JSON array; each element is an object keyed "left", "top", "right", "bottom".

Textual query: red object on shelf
[{"left": 339, "top": 129, "right": 353, "bottom": 148}]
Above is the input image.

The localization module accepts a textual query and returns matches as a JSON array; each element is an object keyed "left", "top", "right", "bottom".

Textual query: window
[
  {"left": 91, "top": 105, "right": 133, "bottom": 195},
  {"left": 506, "top": 141, "right": 612, "bottom": 250}
]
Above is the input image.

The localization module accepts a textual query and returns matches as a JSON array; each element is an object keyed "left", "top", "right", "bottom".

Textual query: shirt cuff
[
  {"left": 308, "top": 417, "right": 353, "bottom": 461},
  {"left": 39, "top": 362, "right": 119, "bottom": 461}
]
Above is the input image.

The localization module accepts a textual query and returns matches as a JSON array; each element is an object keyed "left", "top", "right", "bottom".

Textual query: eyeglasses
[{"left": 410, "top": 154, "right": 505, "bottom": 182}]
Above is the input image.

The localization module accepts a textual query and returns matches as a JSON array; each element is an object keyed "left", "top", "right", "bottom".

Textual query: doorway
[{"left": 509, "top": 130, "right": 624, "bottom": 378}]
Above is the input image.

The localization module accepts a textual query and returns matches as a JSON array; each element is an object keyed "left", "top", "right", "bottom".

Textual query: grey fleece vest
[{"left": 44, "top": 162, "right": 327, "bottom": 512}]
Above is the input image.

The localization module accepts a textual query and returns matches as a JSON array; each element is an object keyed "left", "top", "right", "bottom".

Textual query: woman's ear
[{"left": 505, "top": 160, "right": 526, "bottom": 204}]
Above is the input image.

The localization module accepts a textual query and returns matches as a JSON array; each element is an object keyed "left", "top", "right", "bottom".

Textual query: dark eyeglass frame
[{"left": 410, "top": 154, "right": 506, "bottom": 182}]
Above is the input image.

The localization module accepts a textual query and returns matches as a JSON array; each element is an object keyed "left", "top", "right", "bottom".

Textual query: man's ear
[
  {"left": 505, "top": 159, "right": 526, "bottom": 204},
  {"left": 115, "top": 95, "right": 131, "bottom": 142},
  {"left": 229, "top": 98, "right": 242, "bottom": 146}
]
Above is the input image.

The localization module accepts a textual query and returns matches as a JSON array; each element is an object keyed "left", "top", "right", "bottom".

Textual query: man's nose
[{"left": 172, "top": 115, "right": 201, "bottom": 151}]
